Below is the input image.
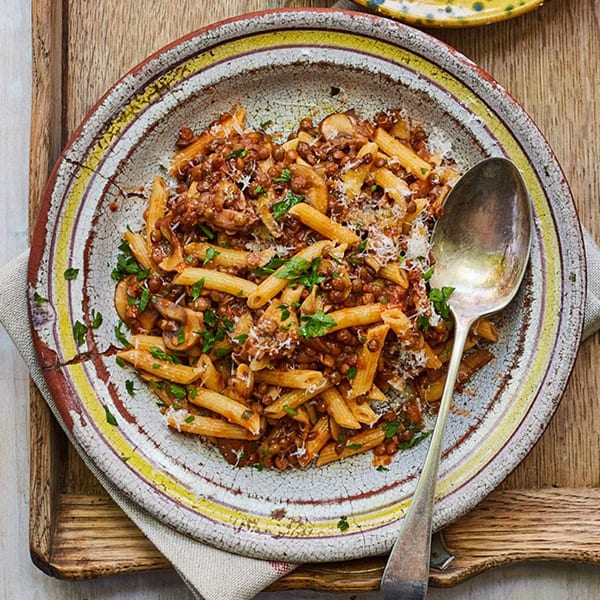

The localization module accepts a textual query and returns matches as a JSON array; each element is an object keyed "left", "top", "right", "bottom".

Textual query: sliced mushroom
[
  {"left": 289, "top": 163, "right": 328, "bottom": 213},
  {"left": 153, "top": 296, "right": 204, "bottom": 351}
]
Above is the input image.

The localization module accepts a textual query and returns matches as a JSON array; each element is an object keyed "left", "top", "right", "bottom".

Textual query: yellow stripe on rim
[{"left": 51, "top": 27, "right": 560, "bottom": 537}]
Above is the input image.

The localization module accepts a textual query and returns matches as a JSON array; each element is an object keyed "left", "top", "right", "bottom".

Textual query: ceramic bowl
[
  {"left": 28, "top": 9, "right": 584, "bottom": 562},
  {"left": 351, "top": 0, "right": 544, "bottom": 27}
]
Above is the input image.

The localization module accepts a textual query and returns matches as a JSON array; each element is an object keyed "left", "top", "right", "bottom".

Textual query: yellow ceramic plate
[
  {"left": 29, "top": 8, "right": 583, "bottom": 563},
  {"left": 352, "top": 0, "right": 544, "bottom": 27}
]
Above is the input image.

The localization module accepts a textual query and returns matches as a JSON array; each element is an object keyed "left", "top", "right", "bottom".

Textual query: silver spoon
[{"left": 380, "top": 157, "right": 532, "bottom": 599}]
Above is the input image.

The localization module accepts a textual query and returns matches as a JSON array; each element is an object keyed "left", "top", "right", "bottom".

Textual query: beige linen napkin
[
  {"left": 0, "top": 250, "right": 297, "bottom": 599},
  {"left": 2, "top": 229, "right": 599, "bottom": 599}
]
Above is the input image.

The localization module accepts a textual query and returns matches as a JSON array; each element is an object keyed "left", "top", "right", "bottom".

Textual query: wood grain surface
[{"left": 28, "top": 0, "right": 600, "bottom": 592}]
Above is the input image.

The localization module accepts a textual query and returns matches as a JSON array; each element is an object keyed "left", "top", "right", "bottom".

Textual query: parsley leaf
[
  {"left": 111, "top": 238, "right": 150, "bottom": 281},
  {"left": 337, "top": 516, "right": 350, "bottom": 532},
  {"left": 114, "top": 321, "right": 132, "bottom": 348},
  {"left": 283, "top": 405, "right": 297, "bottom": 417},
  {"left": 417, "top": 315, "right": 430, "bottom": 333},
  {"left": 64, "top": 267, "right": 79, "bottom": 280},
  {"left": 73, "top": 321, "right": 88, "bottom": 346},
  {"left": 298, "top": 310, "right": 337, "bottom": 339},
  {"left": 90, "top": 309, "right": 103, "bottom": 329},
  {"left": 33, "top": 291, "right": 47, "bottom": 305},
  {"left": 191, "top": 278, "right": 205, "bottom": 301},
  {"left": 276, "top": 257, "right": 311, "bottom": 280},
  {"left": 383, "top": 420, "right": 400, "bottom": 439},
  {"left": 272, "top": 168, "right": 292, "bottom": 183},
  {"left": 226, "top": 148, "right": 247, "bottom": 159},
  {"left": 125, "top": 380, "right": 135, "bottom": 396},
  {"left": 251, "top": 257, "right": 286, "bottom": 277},
  {"left": 149, "top": 346, "right": 181, "bottom": 364},
  {"left": 272, "top": 190, "right": 304, "bottom": 220},
  {"left": 399, "top": 430, "right": 432, "bottom": 450},
  {"left": 429, "top": 286, "right": 455, "bottom": 319},
  {"left": 203, "top": 247, "right": 221, "bottom": 265},
  {"left": 103, "top": 404, "right": 118, "bottom": 426},
  {"left": 169, "top": 383, "right": 187, "bottom": 400}
]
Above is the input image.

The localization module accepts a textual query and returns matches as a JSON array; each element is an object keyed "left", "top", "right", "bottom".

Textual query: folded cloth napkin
[
  {"left": 2, "top": 227, "right": 599, "bottom": 598},
  {"left": 0, "top": 251, "right": 297, "bottom": 598}
]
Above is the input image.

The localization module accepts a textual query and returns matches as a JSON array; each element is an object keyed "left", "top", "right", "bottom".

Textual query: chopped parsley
[
  {"left": 272, "top": 190, "right": 304, "bottom": 219},
  {"left": 149, "top": 346, "right": 181, "bottom": 364},
  {"left": 376, "top": 465, "right": 390, "bottom": 472},
  {"left": 275, "top": 257, "right": 324, "bottom": 289},
  {"left": 73, "top": 320, "right": 88, "bottom": 346},
  {"left": 111, "top": 238, "right": 150, "bottom": 281},
  {"left": 417, "top": 315, "right": 430, "bottom": 333},
  {"left": 90, "top": 309, "right": 103, "bottom": 329},
  {"left": 234, "top": 333, "right": 249, "bottom": 344},
  {"left": 199, "top": 224, "right": 216, "bottom": 240},
  {"left": 253, "top": 184, "right": 268, "bottom": 196},
  {"left": 429, "top": 286, "right": 455, "bottom": 319},
  {"left": 337, "top": 516, "right": 350, "bottom": 532},
  {"left": 226, "top": 148, "right": 247, "bottom": 159},
  {"left": 283, "top": 405, "right": 297, "bottom": 417},
  {"left": 185, "top": 414, "right": 196, "bottom": 423},
  {"left": 383, "top": 420, "right": 400, "bottom": 439},
  {"left": 138, "top": 288, "right": 151, "bottom": 313},
  {"left": 191, "top": 278, "right": 205, "bottom": 301},
  {"left": 125, "top": 380, "right": 135, "bottom": 396},
  {"left": 64, "top": 267, "right": 79, "bottom": 280},
  {"left": 252, "top": 256, "right": 286, "bottom": 277},
  {"left": 103, "top": 404, "right": 118, "bottom": 426},
  {"left": 399, "top": 430, "right": 432, "bottom": 450},
  {"left": 346, "top": 366, "right": 357, "bottom": 381},
  {"left": 169, "top": 383, "right": 187, "bottom": 400},
  {"left": 346, "top": 443, "right": 363, "bottom": 451},
  {"left": 203, "top": 247, "right": 221, "bottom": 265},
  {"left": 298, "top": 310, "right": 337, "bottom": 339},
  {"left": 33, "top": 291, "right": 47, "bottom": 305},
  {"left": 272, "top": 168, "right": 292, "bottom": 183},
  {"left": 114, "top": 320, "right": 132, "bottom": 348}
]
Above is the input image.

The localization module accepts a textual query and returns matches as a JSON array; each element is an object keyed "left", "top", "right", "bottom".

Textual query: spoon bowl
[
  {"left": 381, "top": 157, "right": 532, "bottom": 600},
  {"left": 430, "top": 157, "right": 533, "bottom": 318}
]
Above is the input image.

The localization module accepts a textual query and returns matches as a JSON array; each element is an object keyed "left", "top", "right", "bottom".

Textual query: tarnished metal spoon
[{"left": 381, "top": 157, "right": 532, "bottom": 599}]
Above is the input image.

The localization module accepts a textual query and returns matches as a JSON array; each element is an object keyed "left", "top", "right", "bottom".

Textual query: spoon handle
[{"left": 380, "top": 318, "right": 471, "bottom": 600}]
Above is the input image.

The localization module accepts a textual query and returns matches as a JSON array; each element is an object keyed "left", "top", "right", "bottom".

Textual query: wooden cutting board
[{"left": 28, "top": 0, "right": 600, "bottom": 591}]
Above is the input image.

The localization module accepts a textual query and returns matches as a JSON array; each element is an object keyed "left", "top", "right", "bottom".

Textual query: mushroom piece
[
  {"left": 153, "top": 296, "right": 204, "bottom": 351},
  {"left": 289, "top": 163, "right": 328, "bottom": 213}
]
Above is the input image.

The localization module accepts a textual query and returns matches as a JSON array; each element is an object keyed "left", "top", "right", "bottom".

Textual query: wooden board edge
[
  {"left": 35, "top": 488, "right": 600, "bottom": 588},
  {"left": 28, "top": 0, "right": 65, "bottom": 571}
]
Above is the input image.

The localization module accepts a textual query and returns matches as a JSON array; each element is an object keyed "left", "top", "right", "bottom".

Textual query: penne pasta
[
  {"left": 187, "top": 387, "right": 261, "bottom": 435},
  {"left": 166, "top": 409, "right": 260, "bottom": 440},
  {"left": 374, "top": 127, "right": 432, "bottom": 181},
  {"left": 254, "top": 369, "right": 325, "bottom": 389},
  {"left": 173, "top": 267, "right": 257, "bottom": 297},
  {"left": 288, "top": 202, "right": 361, "bottom": 245},
  {"left": 325, "top": 304, "right": 383, "bottom": 333},
  {"left": 117, "top": 348, "right": 204, "bottom": 385},
  {"left": 246, "top": 240, "right": 332, "bottom": 309},
  {"left": 112, "top": 106, "right": 498, "bottom": 470},
  {"left": 350, "top": 323, "right": 390, "bottom": 398},
  {"left": 320, "top": 387, "right": 361, "bottom": 429},
  {"left": 315, "top": 426, "right": 387, "bottom": 467}
]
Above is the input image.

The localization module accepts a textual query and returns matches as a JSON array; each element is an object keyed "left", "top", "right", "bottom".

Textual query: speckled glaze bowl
[
  {"left": 28, "top": 9, "right": 584, "bottom": 563},
  {"left": 352, "top": 0, "right": 544, "bottom": 27}
]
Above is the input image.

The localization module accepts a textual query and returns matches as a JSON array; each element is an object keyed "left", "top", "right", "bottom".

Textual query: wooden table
[{"left": 24, "top": 0, "right": 600, "bottom": 595}]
